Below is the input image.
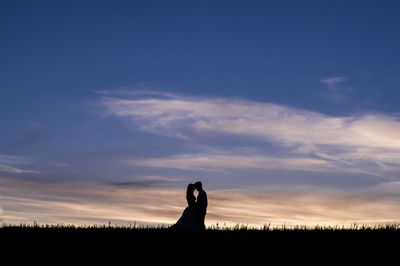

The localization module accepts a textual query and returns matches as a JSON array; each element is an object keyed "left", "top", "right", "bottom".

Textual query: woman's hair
[
  {"left": 186, "top": 183, "right": 195, "bottom": 195},
  {"left": 186, "top": 183, "right": 196, "bottom": 206}
]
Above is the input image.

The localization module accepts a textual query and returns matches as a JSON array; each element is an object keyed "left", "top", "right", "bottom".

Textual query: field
[{"left": 1, "top": 223, "right": 399, "bottom": 263}]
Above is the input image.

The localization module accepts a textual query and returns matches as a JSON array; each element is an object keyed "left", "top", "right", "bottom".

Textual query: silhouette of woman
[{"left": 170, "top": 183, "right": 201, "bottom": 231}]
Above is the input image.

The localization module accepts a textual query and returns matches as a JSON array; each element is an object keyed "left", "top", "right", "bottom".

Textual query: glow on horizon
[{"left": 1, "top": 177, "right": 400, "bottom": 227}]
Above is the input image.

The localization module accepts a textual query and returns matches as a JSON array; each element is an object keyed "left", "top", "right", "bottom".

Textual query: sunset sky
[{"left": 1, "top": 0, "right": 400, "bottom": 227}]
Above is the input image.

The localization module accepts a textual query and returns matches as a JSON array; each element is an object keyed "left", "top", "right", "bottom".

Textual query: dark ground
[{"left": 1, "top": 226, "right": 398, "bottom": 264}]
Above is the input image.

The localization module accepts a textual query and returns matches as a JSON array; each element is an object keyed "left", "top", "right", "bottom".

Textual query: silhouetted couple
[{"left": 170, "top": 181, "right": 208, "bottom": 231}]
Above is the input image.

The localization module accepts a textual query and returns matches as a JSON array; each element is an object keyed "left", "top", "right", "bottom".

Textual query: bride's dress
[{"left": 170, "top": 193, "right": 201, "bottom": 231}]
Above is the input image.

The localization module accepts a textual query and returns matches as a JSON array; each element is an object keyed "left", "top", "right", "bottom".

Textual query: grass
[
  {"left": 3, "top": 221, "right": 400, "bottom": 230},
  {"left": 1, "top": 222, "right": 399, "bottom": 263}
]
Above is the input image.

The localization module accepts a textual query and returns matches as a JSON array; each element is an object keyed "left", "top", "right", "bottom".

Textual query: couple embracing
[{"left": 170, "top": 181, "right": 207, "bottom": 231}]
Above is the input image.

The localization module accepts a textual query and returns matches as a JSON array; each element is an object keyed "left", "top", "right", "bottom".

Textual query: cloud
[
  {"left": 208, "top": 186, "right": 400, "bottom": 226},
  {"left": 98, "top": 91, "right": 400, "bottom": 148},
  {"left": 11, "top": 121, "right": 42, "bottom": 147},
  {"left": 109, "top": 180, "right": 161, "bottom": 188},
  {"left": 0, "top": 154, "right": 40, "bottom": 174},
  {"left": 0, "top": 164, "right": 38, "bottom": 174},
  {"left": 1, "top": 177, "right": 399, "bottom": 226},
  {"left": 127, "top": 153, "right": 343, "bottom": 174},
  {"left": 0, "top": 177, "right": 185, "bottom": 225},
  {"left": 319, "top": 76, "right": 354, "bottom": 103},
  {"left": 0, "top": 154, "right": 26, "bottom": 164},
  {"left": 98, "top": 91, "right": 400, "bottom": 176},
  {"left": 320, "top": 76, "right": 346, "bottom": 87}
]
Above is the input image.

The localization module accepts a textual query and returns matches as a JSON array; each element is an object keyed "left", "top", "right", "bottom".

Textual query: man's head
[{"left": 194, "top": 181, "right": 202, "bottom": 191}]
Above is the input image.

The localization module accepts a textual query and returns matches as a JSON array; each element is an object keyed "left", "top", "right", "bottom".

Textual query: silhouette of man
[{"left": 194, "top": 181, "right": 207, "bottom": 231}]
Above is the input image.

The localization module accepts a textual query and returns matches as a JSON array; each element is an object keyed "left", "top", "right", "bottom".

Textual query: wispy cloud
[
  {"left": 0, "top": 165, "right": 37, "bottom": 174},
  {"left": 10, "top": 121, "right": 42, "bottom": 147},
  {"left": 319, "top": 76, "right": 354, "bottom": 103},
  {"left": 320, "top": 76, "right": 346, "bottom": 87},
  {"left": 127, "top": 153, "right": 343, "bottom": 174},
  {"left": 0, "top": 154, "right": 39, "bottom": 174},
  {"left": 98, "top": 91, "right": 400, "bottom": 176}
]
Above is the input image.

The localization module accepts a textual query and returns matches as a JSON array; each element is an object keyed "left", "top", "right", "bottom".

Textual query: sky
[{"left": 1, "top": 0, "right": 400, "bottom": 227}]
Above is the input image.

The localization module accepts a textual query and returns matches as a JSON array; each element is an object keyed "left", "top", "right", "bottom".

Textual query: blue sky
[{"left": 1, "top": 0, "right": 400, "bottom": 226}]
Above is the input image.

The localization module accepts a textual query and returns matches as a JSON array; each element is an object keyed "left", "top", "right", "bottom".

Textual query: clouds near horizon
[{"left": 1, "top": 177, "right": 400, "bottom": 226}]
